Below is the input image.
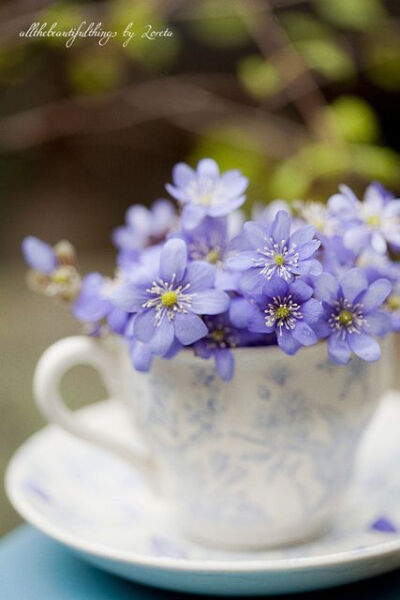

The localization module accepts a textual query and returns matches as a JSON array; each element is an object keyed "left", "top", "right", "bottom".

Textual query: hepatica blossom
[
  {"left": 166, "top": 158, "right": 248, "bottom": 230},
  {"left": 228, "top": 210, "right": 322, "bottom": 296},
  {"left": 328, "top": 183, "right": 400, "bottom": 254},
  {"left": 22, "top": 160, "right": 399, "bottom": 380}
]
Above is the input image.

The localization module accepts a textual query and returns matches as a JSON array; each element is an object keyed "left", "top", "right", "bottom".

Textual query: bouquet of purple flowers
[{"left": 22, "top": 159, "right": 400, "bottom": 381}]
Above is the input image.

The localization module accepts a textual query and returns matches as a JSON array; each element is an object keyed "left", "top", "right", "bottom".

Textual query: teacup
[{"left": 34, "top": 335, "right": 388, "bottom": 549}]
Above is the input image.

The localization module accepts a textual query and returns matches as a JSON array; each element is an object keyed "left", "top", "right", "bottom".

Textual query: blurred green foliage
[{"left": 2, "top": 0, "right": 400, "bottom": 203}]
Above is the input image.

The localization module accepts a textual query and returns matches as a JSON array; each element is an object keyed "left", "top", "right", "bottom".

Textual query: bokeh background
[{"left": 2, "top": 0, "right": 400, "bottom": 536}]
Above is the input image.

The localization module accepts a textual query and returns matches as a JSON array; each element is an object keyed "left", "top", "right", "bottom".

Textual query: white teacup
[{"left": 34, "top": 335, "right": 388, "bottom": 549}]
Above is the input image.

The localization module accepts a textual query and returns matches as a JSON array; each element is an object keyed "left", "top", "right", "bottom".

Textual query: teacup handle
[{"left": 33, "top": 336, "right": 157, "bottom": 486}]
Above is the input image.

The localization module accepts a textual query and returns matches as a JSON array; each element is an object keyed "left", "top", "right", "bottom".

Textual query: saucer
[{"left": 6, "top": 392, "right": 400, "bottom": 596}]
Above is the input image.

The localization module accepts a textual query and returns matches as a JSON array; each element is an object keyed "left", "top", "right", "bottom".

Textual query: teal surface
[{"left": 2, "top": 525, "right": 400, "bottom": 599}]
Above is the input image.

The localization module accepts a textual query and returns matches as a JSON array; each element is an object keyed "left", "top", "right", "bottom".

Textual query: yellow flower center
[
  {"left": 274, "top": 253, "right": 285, "bottom": 266},
  {"left": 205, "top": 248, "right": 220, "bottom": 264},
  {"left": 367, "top": 215, "right": 380, "bottom": 228},
  {"left": 211, "top": 329, "right": 225, "bottom": 343},
  {"left": 276, "top": 306, "right": 290, "bottom": 319},
  {"left": 387, "top": 294, "right": 400, "bottom": 311},
  {"left": 51, "top": 267, "right": 70, "bottom": 284},
  {"left": 339, "top": 309, "right": 353, "bottom": 326},
  {"left": 161, "top": 290, "right": 177, "bottom": 307}
]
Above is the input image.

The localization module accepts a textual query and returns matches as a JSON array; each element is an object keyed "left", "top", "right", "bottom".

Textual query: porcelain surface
[{"left": 6, "top": 391, "right": 400, "bottom": 596}]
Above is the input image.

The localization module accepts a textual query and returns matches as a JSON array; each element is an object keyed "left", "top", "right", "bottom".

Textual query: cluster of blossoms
[{"left": 23, "top": 159, "right": 400, "bottom": 381}]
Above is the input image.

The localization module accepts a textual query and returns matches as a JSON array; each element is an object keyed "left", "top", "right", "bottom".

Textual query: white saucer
[{"left": 6, "top": 392, "right": 400, "bottom": 596}]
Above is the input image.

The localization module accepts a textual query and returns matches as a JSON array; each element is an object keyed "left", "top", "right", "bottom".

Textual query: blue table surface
[{"left": 2, "top": 526, "right": 400, "bottom": 599}]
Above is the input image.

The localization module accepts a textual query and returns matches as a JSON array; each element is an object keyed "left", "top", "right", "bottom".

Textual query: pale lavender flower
[
  {"left": 166, "top": 158, "right": 248, "bottom": 230},
  {"left": 328, "top": 183, "right": 400, "bottom": 254},
  {"left": 22, "top": 236, "right": 57, "bottom": 274}
]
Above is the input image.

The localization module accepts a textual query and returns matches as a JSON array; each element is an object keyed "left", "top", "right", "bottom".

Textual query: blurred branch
[
  {"left": 237, "top": 0, "right": 336, "bottom": 142},
  {"left": 0, "top": 76, "right": 308, "bottom": 156}
]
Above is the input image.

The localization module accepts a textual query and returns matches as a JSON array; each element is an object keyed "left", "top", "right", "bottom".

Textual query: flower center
[
  {"left": 387, "top": 294, "right": 400, "bottom": 311},
  {"left": 205, "top": 248, "right": 221, "bottom": 264},
  {"left": 161, "top": 290, "right": 178, "bottom": 307},
  {"left": 265, "top": 295, "right": 302, "bottom": 334},
  {"left": 143, "top": 277, "right": 193, "bottom": 325},
  {"left": 329, "top": 299, "right": 365, "bottom": 338},
  {"left": 211, "top": 329, "right": 226, "bottom": 343},
  {"left": 367, "top": 215, "right": 380, "bottom": 228},
  {"left": 338, "top": 309, "right": 353, "bottom": 326},
  {"left": 254, "top": 238, "right": 299, "bottom": 281},
  {"left": 275, "top": 305, "right": 290, "bottom": 319}
]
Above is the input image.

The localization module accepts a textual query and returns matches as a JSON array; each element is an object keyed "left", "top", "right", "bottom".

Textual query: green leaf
[
  {"left": 353, "top": 145, "right": 400, "bottom": 184},
  {"left": 296, "top": 38, "right": 354, "bottom": 81},
  {"left": 281, "top": 12, "right": 331, "bottom": 42},
  {"left": 314, "top": 0, "right": 386, "bottom": 32},
  {"left": 367, "top": 36, "right": 400, "bottom": 91},
  {"left": 328, "top": 96, "right": 379, "bottom": 143},
  {"left": 269, "top": 163, "right": 311, "bottom": 200},
  {"left": 187, "top": 0, "right": 249, "bottom": 48},
  {"left": 68, "top": 49, "right": 121, "bottom": 95},
  {"left": 0, "top": 46, "right": 29, "bottom": 84},
  {"left": 237, "top": 55, "right": 282, "bottom": 100}
]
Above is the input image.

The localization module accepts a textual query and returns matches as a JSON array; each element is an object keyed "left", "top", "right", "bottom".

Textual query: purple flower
[
  {"left": 172, "top": 217, "right": 239, "bottom": 290},
  {"left": 247, "top": 278, "right": 322, "bottom": 355},
  {"left": 110, "top": 239, "right": 230, "bottom": 356},
  {"left": 228, "top": 210, "right": 322, "bottom": 296},
  {"left": 73, "top": 273, "right": 128, "bottom": 335},
  {"left": 166, "top": 158, "right": 248, "bottom": 230},
  {"left": 22, "top": 236, "right": 57, "bottom": 274},
  {"left": 112, "top": 200, "right": 177, "bottom": 268},
  {"left": 314, "top": 268, "right": 391, "bottom": 364},
  {"left": 194, "top": 313, "right": 264, "bottom": 381},
  {"left": 328, "top": 183, "right": 400, "bottom": 254}
]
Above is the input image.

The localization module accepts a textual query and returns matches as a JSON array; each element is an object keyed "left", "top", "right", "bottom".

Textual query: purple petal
[
  {"left": 214, "top": 348, "right": 234, "bottom": 381},
  {"left": 367, "top": 311, "right": 391, "bottom": 336},
  {"left": 340, "top": 268, "right": 368, "bottom": 303},
  {"left": 292, "top": 322, "right": 318, "bottom": 346},
  {"left": 290, "top": 279, "right": 314, "bottom": 303},
  {"left": 22, "top": 236, "right": 57, "bottom": 274},
  {"left": 371, "top": 231, "right": 387, "bottom": 254},
  {"left": 243, "top": 221, "right": 268, "bottom": 249},
  {"left": 130, "top": 341, "right": 153, "bottom": 372},
  {"left": 181, "top": 204, "right": 206, "bottom": 230},
  {"left": 219, "top": 170, "right": 248, "bottom": 196},
  {"left": 208, "top": 195, "right": 246, "bottom": 217},
  {"left": 229, "top": 297, "right": 253, "bottom": 328},
  {"left": 328, "top": 334, "right": 351, "bottom": 364},
  {"left": 271, "top": 210, "right": 291, "bottom": 243},
  {"left": 160, "top": 239, "right": 187, "bottom": 283},
  {"left": 111, "top": 283, "right": 149, "bottom": 312},
  {"left": 290, "top": 225, "right": 316, "bottom": 246},
  {"left": 296, "top": 239, "right": 320, "bottom": 260},
  {"left": 265, "top": 276, "right": 289, "bottom": 299},
  {"left": 107, "top": 308, "right": 128, "bottom": 334},
  {"left": 361, "top": 279, "right": 391, "bottom": 312},
  {"left": 277, "top": 328, "right": 301, "bottom": 355},
  {"left": 343, "top": 225, "right": 369, "bottom": 254},
  {"left": 248, "top": 306, "right": 271, "bottom": 333},
  {"left": 73, "top": 294, "right": 109, "bottom": 322},
  {"left": 149, "top": 318, "right": 175, "bottom": 356},
  {"left": 134, "top": 310, "right": 156, "bottom": 343},
  {"left": 227, "top": 250, "right": 256, "bottom": 270},
  {"left": 197, "top": 158, "right": 219, "bottom": 178},
  {"left": 239, "top": 268, "right": 265, "bottom": 297},
  {"left": 371, "top": 517, "right": 397, "bottom": 533},
  {"left": 184, "top": 261, "right": 215, "bottom": 291},
  {"left": 174, "top": 312, "right": 207, "bottom": 345},
  {"left": 191, "top": 290, "right": 229, "bottom": 315},
  {"left": 314, "top": 272, "right": 339, "bottom": 304},
  {"left": 301, "top": 298, "right": 323, "bottom": 324},
  {"left": 172, "top": 162, "right": 194, "bottom": 188},
  {"left": 348, "top": 332, "right": 380, "bottom": 362}
]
